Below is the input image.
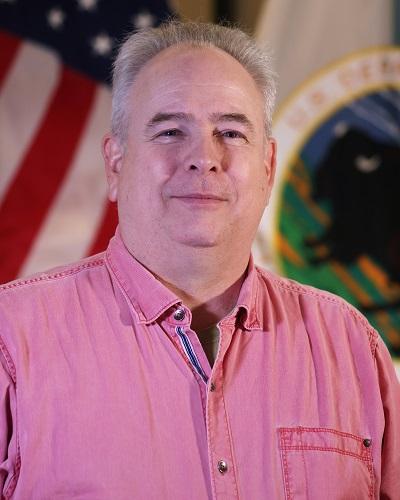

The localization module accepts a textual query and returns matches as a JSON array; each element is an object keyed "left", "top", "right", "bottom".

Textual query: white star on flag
[
  {"left": 47, "top": 8, "right": 66, "bottom": 29},
  {"left": 77, "top": 0, "right": 98, "bottom": 11},
  {"left": 91, "top": 33, "right": 113, "bottom": 55},
  {"left": 132, "top": 11, "right": 156, "bottom": 30}
]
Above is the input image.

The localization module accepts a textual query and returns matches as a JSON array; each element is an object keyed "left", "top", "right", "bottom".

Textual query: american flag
[{"left": 0, "top": 0, "right": 174, "bottom": 283}]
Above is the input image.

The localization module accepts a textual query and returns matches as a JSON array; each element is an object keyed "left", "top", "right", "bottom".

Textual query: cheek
[
  {"left": 238, "top": 164, "right": 270, "bottom": 210},
  {"left": 259, "top": 175, "right": 269, "bottom": 195},
  {"left": 118, "top": 156, "right": 176, "bottom": 213},
  {"left": 236, "top": 157, "right": 268, "bottom": 190},
  {"left": 116, "top": 158, "right": 147, "bottom": 214},
  {"left": 126, "top": 147, "right": 178, "bottom": 182},
  {"left": 118, "top": 169, "right": 139, "bottom": 205},
  {"left": 258, "top": 173, "right": 272, "bottom": 206}
]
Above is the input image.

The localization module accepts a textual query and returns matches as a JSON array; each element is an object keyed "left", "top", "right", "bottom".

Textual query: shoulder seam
[
  {"left": 0, "top": 259, "right": 105, "bottom": 293},
  {"left": 257, "top": 268, "right": 346, "bottom": 305},
  {"left": 256, "top": 268, "right": 379, "bottom": 355}
]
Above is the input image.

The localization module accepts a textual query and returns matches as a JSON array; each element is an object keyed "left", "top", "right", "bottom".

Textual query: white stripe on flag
[
  {"left": 20, "top": 85, "right": 111, "bottom": 276},
  {"left": 0, "top": 41, "right": 60, "bottom": 200}
]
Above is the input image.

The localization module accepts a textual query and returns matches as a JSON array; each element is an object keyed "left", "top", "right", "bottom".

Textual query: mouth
[{"left": 170, "top": 193, "right": 228, "bottom": 207}]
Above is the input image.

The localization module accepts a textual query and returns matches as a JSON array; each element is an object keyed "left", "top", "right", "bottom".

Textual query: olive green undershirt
[{"left": 196, "top": 325, "right": 220, "bottom": 367}]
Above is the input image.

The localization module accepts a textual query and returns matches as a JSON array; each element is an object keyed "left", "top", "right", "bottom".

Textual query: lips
[
  {"left": 171, "top": 193, "right": 227, "bottom": 201},
  {"left": 170, "top": 192, "right": 228, "bottom": 207}
]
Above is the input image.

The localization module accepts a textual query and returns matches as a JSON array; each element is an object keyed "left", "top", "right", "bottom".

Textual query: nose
[{"left": 184, "top": 134, "right": 222, "bottom": 173}]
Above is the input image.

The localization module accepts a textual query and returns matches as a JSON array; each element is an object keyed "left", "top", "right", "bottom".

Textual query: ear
[
  {"left": 264, "top": 137, "right": 277, "bottom": 205},
  {"left": 102, "top": 134, "right": 124, "bottom": 202}
]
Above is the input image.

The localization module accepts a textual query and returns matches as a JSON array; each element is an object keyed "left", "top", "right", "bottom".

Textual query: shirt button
[
  {"left": 173, "top": 308, "right": 186, "bottom": 321},
  {"left": 217, "top": 460, "right": 228, "bottom": 474},
  {"left": 363, "top": 438, "right": 372, "bottom": 448}
]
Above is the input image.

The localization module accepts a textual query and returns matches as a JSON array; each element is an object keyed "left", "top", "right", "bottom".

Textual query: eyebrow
[
  {"left": 145, "top": 112, "right": 193, "bottom": 129},
  {"left": 145, "top": 111, "right": 254, "bottom": 132},
  {"left": 209, "top": 112, "right": 254, "bottom": 132}
]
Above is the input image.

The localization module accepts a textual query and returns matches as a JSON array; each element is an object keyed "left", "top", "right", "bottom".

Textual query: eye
[
  {"left": 157, "top": 128, "right": 182, "bottom": 137},
  {"left": 217, "top": 129, "right": 248, "bottom": 143},
  {"left": 151, "top": 128, "right": 184, "bottom": 143}
]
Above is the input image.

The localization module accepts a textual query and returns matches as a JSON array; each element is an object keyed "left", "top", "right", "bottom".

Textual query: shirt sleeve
[
  {"left": 375, "top": 337, "right": 400, "bottom": 498},
  {"left": 0, "top": 346, "right": 17, "bottom": 498}
]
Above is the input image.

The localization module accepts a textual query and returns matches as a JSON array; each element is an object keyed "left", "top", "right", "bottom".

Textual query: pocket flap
[{"left": 279, "top": 426, "right": 372, "bottom": 461}]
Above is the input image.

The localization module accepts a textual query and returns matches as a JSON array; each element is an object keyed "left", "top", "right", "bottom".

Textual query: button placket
[
  {"left": 170, "top": 306, "right": 214, "bottom": 385},
  {"left": 206, "top": 324, "right": 239, "bottom": 498}
]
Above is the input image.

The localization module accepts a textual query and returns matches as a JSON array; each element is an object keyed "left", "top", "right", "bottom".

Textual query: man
[{"left": 0, "top": 21, "right": 399, "bottom": 499}]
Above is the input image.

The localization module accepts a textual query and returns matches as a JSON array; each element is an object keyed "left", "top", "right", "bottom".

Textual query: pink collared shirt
[{"left": 0, "top": 233, "right": 399, "bottom": 499}]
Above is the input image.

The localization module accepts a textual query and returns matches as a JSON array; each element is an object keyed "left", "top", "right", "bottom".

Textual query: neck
[
  {"left": 128, "top": 241, "right": 250, "bottom": 331},
  {"left": 158, "top": 268, "right": 246, "bottom": 331}
]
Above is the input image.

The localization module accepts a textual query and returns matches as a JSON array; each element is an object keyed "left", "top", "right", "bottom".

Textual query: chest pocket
[{"left": 278, "top": 427, "right": 374, "bottom": 500}]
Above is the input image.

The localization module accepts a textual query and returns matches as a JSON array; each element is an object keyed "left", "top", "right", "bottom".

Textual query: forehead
[{"left": 128, "top": 45, "right": 264, "bottom": 124}]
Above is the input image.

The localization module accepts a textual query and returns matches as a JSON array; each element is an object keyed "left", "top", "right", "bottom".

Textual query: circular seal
[{"left": 259, "top": 47, "right": 400, "bottom": 368}]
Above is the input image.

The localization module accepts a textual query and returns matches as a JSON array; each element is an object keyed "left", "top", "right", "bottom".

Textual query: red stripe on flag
[
  {"left": 0, "top": 67, "right": 96, "bottom": 283},
  {"left": 87, "top": 201, "right": 118, "bottom": 256},
  {"left": 0, "top": 31, "right": 21, "bottom": 89}
]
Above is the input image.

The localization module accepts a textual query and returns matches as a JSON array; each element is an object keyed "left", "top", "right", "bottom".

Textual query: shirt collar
[
  {"left": 223, "top": 255, "right": 261, "bottom": 331},
  {"left": 105, "top": 229, "right": 260, "bottom": 329},
  {"left": 105, "top": 230, "right": 180, "bottom": 324}
]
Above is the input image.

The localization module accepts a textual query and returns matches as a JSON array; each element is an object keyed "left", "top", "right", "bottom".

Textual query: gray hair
[{"left": 111, "top": 20, "right": 276, "bottom": 141}]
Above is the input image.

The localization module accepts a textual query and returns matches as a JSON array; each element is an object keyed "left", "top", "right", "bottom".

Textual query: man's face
[{"left": 104, "top": 45, "right": 276, "bottom": 260}]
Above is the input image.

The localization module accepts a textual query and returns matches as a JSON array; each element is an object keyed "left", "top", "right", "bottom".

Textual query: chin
[
  {"left": 181, "top": 239, "right": 220, "bottom": 249},
  {"left": 175, "top": 232, "right": 222, "bottom": 249}
]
